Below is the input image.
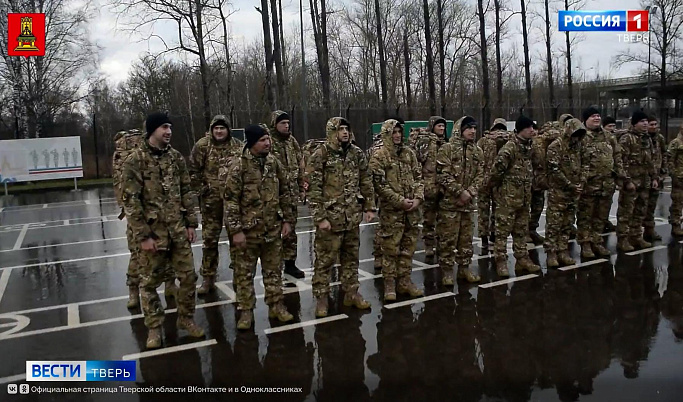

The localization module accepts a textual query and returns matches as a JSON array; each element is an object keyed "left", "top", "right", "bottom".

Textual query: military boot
[
  {"left": 315, "top": 297, "right": 329, "bottom": 318},
  {"left": 146, "top": 327, "right": 162, "bottom": 349},
  {"left": 630, "top": 237, "right": 652, "bottom": 249},
  {"left": 164, "top": 280, "right": 178, "bottom": 298},
  {"left": 237, "top": 310, "right": 253, "bottom": 330},
  {"left": 592, "top": 243, "right": 611, "bottom": 257},
  {"left": 546, "top": 251, "right": 559, "bottom": 268},
  {"left": 343, "top": 291, "right": 370, "bottom": 310},
  {"left": 397, "top": 276, "right": 424, "bottom": 298},
  {"left": 424, "top": 240, "right": 435, "bottom": 259},
  {"left": 196, "top": 276, "right": 215, "bottom": 296},
  {"left": 177, "top": 316, "right": 205, "bottom": 338},
  {"left": 529, "top": 231, "right": 545, "bottom": 244},
  {"left": 558, "top": 251, "right": 576, "bottom": 266},
  {"left": 268, "top": 302, "right": 294, "bottom": 322},
  {"left": 515, "top": 257, "right": 541, "bottom": 273},
  {"left": 495, "top": 257, "right": 509, "bottom": 277},
  {"left": 457, "top": 266, "right": 481, "bottom": 283},
  {"left": 126, "top": 286, "right": 139, "bottom": 309},
  {"left": 441, "top": 267, "right": 454, "bottom": 286},
  {"left": 384, "top": 278, "right": 397, "bottom": 301},
  {"left": 672, "top": 225, "right": 683, "bottom": 236},
  {"left": 581, "top": 243, "right": 596, "bottom": 259},
  {"left": 617, "top": 237, "right": 635, "bottom": 252},
  {"left": 374, "top": 258, "right": 382, "bottom": 272},
  {"left": 284, "top": 260, "right": 305, "bottom": 279},
  {"left": 644, "top": 226, "right": 662, "bottom": 241}
]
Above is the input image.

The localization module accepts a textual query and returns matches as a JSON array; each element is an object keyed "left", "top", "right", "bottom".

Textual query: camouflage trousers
[
  {"left": 494, "top": 204, "right": 529, "bottom": 260},
  {"left": 529, "top": 189, "right": 545, "bottom": 232},
  {"left": 643, "top": 188, "right": 661, "bottom": 229},
  {"left": 437, "top": 210, "right": 475, "bottom": 268},
  {"left": 232, "top": 234, "right": 284, "bottom": 310},
  {"left": 199, "top": 194, "right": 236, "bottom": 277},
  {"left": 373, "top": 203, "right": 382, "bottom": 265},
  {"left": 617, "top": 178, "right": 650, "bottom": 239},
  {"left": 312, "top": 227, "right": 360, "bottom": 297},
  {"left": 282, "top": 206, "right": 298, "bottom": 262},
  {"left": 577, "top": 193, "right": 613, "bottom": 244},
  {"left": 543, "top": 191, "right": 577, "bottom": 253},
  {"left": 377, "top": 213, "right": 420, "bottom": 279},
  {"left": 126, "top": 223, "right": 174, "bottom": 287},
  {"left": 477, "top": 190, "right": 496, "bottom": 237},
  {"left": 670, "top": 178, "right": 683, "bottom": 225},
  {"left": 139, "top": 236, "right": 198, "bottom": 329},
  {"left": 422, "top": 196, "right": 440, "bottom": 251}
]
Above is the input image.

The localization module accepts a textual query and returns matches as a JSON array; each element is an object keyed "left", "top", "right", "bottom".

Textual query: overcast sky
[{"left": 91, "top": 0, "right": 648, "bottom": 85}]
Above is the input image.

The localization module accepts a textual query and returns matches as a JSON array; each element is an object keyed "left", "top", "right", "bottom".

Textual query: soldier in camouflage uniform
[
  {"left": 268, "top": 111, "right": 306, "bottom": 279},
  {"left": 477, "top": 118, "right": 509, "bottom": 249},
  {"left": 488, "top": 116, "right": 541, "bottom": 276},
  {"left": 307, "top": 117, "right": 376, "bottom": 317},
  {"left": 414, "top": 116, "right": 448, "bottom": 261},
  {"left": 529, "top": 114, "right": 574, "bottom": 244},
  {"left": 368, "top": 133, "right": 385, "bottom": 271},
  {"left": 616, "top": 111, "right": 658, "bottom": 251},
  {"left": 666, "top": 122, "right": 683, "bottom": 236},
  {"left": 188, "top": 115, "right": 243, "bottom": 295},
  {"left": 121, "top": 112, "right": 204, "bottom": 349},
  {"left": 370, "top": 119, "right": 425, "bottom": 300},
  {"left": 577, "top": 108, "right": 623, "bottom": 259},
  {"left": 223, "top": 125, "right": 296, "bottom": 329},
  {"left": 643, "top": 116, "right": 667, "bottom": 241},
  {"left": 436, "top": 116, "right": 484, "bottom": 284},
  {"left": 544, "top": 118, "right": 587, "bottom": 268}
]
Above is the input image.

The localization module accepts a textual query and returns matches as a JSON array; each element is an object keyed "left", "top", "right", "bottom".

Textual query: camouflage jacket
[
  {"left": 619, "top": 129, "right": 656, "bottom": 185},
  {"left": 490, "top": 134, "right": 534, "bottom": 209},
  {"left": 188, "top": 132, "right": 243, "bottom": 198},
  {"left": 369, "top": 119, "right": 424, "bottom": 217},
  {"left": 666, "top": 130, "right": 683, "bottom": 179},
  {"left": 121, "top": 140, "right": 198, "bottom": 246},
  {"left": 414, "top": 116, "right": 448, "bottom": 199},
  {"left": 223, "top": 148, "right": 295, "bottom": 240},
  {"left": 269, "top": 110, "right": 304, "bottom": 205},
  {"left": 112, "top": 129, "right": 143, "bottom": 207},
  {"left": 307, "top": 117, "right": 375, "bottom": 231},
  {"left": 582, "top": 126, "right": 624, "bottom": 188},
  {"left": 477, "top": 118, "right": 509, "bottom": 190},
  {"left": 531, "top": 120, "right": 563, "bottom": 191},
  {"left": 649, "top": 131, "right": 668, "bottom": 181},
  {"left": 436, "top": 116, "right": 484, "bottom": 212},
  {"left": 546, "top": 118, "right": 587, "bottom": 193}
]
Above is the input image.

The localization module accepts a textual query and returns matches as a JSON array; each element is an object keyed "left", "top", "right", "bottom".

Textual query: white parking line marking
[
  {"left": 385, "top": 292, "right": 454, "bottom": 309},
  {"left": 12, "top": 224, "right": 28, "bottom": 250},
  {"left": 214, "top": 282, "right": 236, "bottom": 301},
  {"left": 264, "top": 314, "right": 348, "bottom": 335},
  {"left": 122, "top": 339, "right": 218, "bottom": 360},
  {"left": 0, "top": 373, "right": 26, "bottom": 385},
  {"left": 625, "top": 245, "right": 667, "bottom": 256},
  {"left": 67, "top": 304, "right": 80, "bottom": 327},
  {"left": 0, "top": 270, "right": 11, "bottom": 306},
  {"left": 42, "top": 204, "right": 48, "bottom": 209},
  {"left": 479, "top": 274, "right": 539, "bottom": 289},
  {"left": 558, "top": 258, "right": 609, "bottom": 271}
]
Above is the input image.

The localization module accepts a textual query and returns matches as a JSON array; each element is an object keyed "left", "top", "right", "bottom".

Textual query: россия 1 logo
[
  {"left": 7, "top": 13, "right": 45, "bottom": 57},
  {"left": 559, "top": 10, "right": 649, "bottom": 32}
]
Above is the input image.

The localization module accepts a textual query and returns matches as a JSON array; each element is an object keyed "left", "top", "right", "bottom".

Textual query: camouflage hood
[
  {"left": 269, "top": 110, "right": 290, "bottom": 139},
  {"left": 559, "top": 113, "right": 574, "bottom": 125},
  {"left": 380, "top": 119, "right": 403, "bottom": 154},
  {"left": 324, "top": 117, "right": 351, "bottom": 151},
  {"left": 451, "top": 116, "right": 476, "bottom": 143},
  {"left": 427, "top": 115, "right": 447, "bottom": 138},
  {"left": 564, "top": 118, "right": 587, "bottom": 143},
  {"left": 490, "top": 117, "right": 507, "bottom": 132},
  {"left": 207, "top": 114, "right": 232, "bottom": 144}
]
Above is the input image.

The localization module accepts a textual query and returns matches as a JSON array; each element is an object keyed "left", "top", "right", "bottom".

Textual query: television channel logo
[{"left": 559, "top": 10, "right": 649, "bottom": 32}]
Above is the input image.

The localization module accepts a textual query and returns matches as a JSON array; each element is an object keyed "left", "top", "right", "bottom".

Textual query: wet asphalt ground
[{"left": 0, "top": 186, "right": 682, "bottom": 401}]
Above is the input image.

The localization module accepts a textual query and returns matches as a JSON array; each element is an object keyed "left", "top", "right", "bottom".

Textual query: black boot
[{"left": 284, "top": 260, "right": 305, "bottom": 279}]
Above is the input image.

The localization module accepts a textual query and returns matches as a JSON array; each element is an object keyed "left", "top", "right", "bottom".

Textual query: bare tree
[
  {"left": 257, "top": 0, "right": 277, "bottom": 109},
  {"left": 437, "top": 0, "right": 446, "bottom": 115},
  {"left": 520, "top": 0, "right": 532, "bottom": 116},
  {"left": 403, "top": 29, "right": 413, "bottom": 119},
  {"left": 477, "top": 0, "right": 491, "bottom": 126},
  {"left": 270, "top": 0, "right": 285, "bottom": 105},
  {"left": 310, "top": 0, "right": 331, "bottom": 113},
  {"left": 543, "top": 0, "right": 557, "bottom": 120},
  {"left": 374, "top": 0, "right": 388, "bottom": 115},
  {"left": 423, "top": 0, "right": 437, "bottom": 115}
]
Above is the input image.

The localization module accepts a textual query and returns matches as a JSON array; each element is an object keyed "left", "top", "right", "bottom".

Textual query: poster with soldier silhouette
[{"left": 0, "top": 136, "right": 83, "bottom": 182}]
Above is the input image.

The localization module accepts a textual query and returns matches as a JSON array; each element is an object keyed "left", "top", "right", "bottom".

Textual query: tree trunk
[
  {"left": 219, "top": 4, "right": 233, "bottom": 117},
  {"left": 404, "top": 30, "right": 413, "bottom": 120},
  {"left": 564, "top": 0, "right": 573, "bottom": 114},
  {"left": 544, "top": 0, "right": 556, "bottom": 120},
  {"left": 374, "top": 0, "right": 388, "bottom": 115},
  {"left": 423, "top": 0, "right": 436, "bottom": 116},
  {"left": 494, "top": 0, "right": 503, "bottom": 113},
  {"left": 309, "top": 0, "right": 331, "bottom": 113},
  {"left": 437, "top": 0, "right": 446, "bottom": 115},
  {"left": 196, "top": 0, "right": 211, "bottom": 127},
  {"left": 270, "top": 0, "right": 285, "bottom": 106},
  {"left": 477, "top": 0, "right": 491, "bottom": 127},
  {"left": 278, "top": 0, "right": 289, "bottom": 104},
  {"left": 259, "top": 0, "right": 277, "bottom": 110},
  {"left": 520, "top": 0, "right": 532, "bottom": 117}
]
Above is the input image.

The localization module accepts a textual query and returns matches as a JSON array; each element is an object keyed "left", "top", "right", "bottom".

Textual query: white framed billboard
[{"left": 0, "top": 137, "right": 83, "bottom": 183}]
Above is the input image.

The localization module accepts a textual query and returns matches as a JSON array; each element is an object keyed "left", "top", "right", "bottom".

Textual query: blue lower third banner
[{"left": 26, "top": 361, "right": 136, "bottom": 381}]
